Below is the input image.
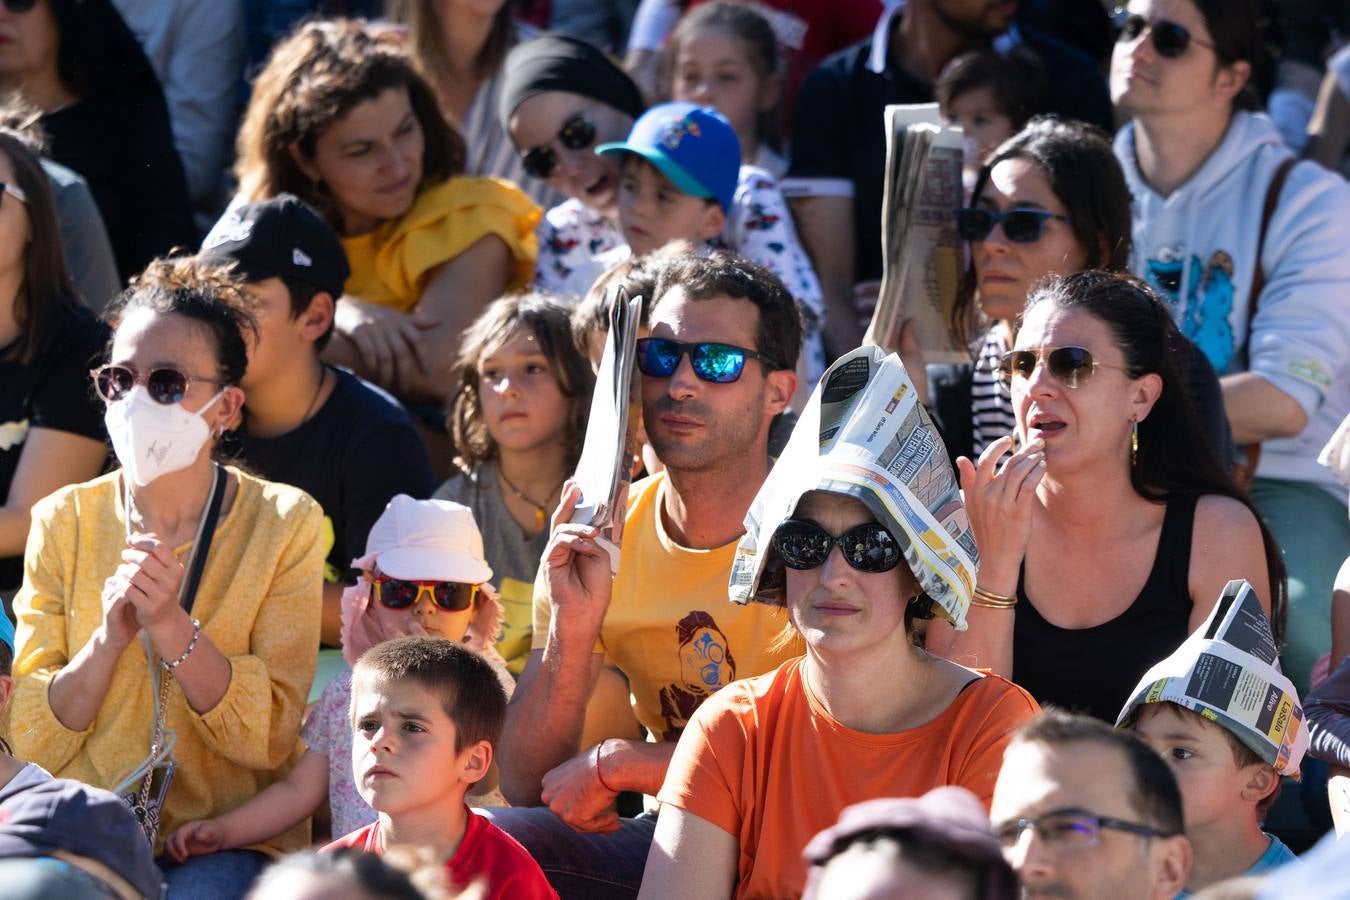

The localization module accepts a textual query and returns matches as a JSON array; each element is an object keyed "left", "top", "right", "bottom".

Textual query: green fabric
[
  {"left": 308, "top": 647, "right": 349, "bottom": 705},
  {"left": 1252, "top": 477, "right": 1350, "bottom": 696}
]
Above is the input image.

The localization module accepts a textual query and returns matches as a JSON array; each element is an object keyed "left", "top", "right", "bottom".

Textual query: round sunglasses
[
  {"left": 520, "top": 114, "right": 598, "bottom": 180},
  {"left": 371, "top": 576, "right": 479, "bottom": 613},
  {"left": 1115, "top": 11, "right": 1214, "bottom": 59},
  {"left": 997, "top": 346, "right": 1127, "bottom": 390},
  {"left": 91, "top": 364, "right": 225, "bottom": 405},
  {"left": 772, "top": 519, "right": 902, "bottom": 574},
  {"left": 635, "top": 338, "right": 780, "bottom": 384},
  {"left": 955, "top": 207, "right": 1070, "bottom": 244}
]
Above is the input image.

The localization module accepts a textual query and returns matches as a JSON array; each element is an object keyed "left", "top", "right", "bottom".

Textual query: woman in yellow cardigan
[
  {"left": 233, "top": 19, "right": 541, "bottom": 406},
  {"left": 11, "top": 258, "right": 324, "bottom": 896}
]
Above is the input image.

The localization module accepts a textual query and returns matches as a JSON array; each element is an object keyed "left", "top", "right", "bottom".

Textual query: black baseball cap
[{"left": 201, "top": 194, "right": 350, "bottom": 298}]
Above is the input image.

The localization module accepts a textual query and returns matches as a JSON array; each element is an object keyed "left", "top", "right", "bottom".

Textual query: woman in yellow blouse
[
  {"left": 234, "top": 19, "right": 541, "bottom": 405},
  {"left": 11, "top": 258, "right": 324, "bottom": 896}
]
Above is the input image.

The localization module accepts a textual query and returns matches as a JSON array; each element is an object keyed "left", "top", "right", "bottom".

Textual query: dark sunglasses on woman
[
  {"left": 1114, "top": 10, "right": 1214, "bottom": 59},
  {"left": 371, "top": 576, "right": 479, "bottom": 613},
  {"left": 772, "top": 519, "right": 902, "bottom": 573},
  {"left": 955, "top": 207, "right": 1070, "bottom": 244},
  {"left": 520, "top": 114, "right": 598, "bottom": 180},
  {"left": 91, "top": 364, "right": 225, "bottom": 405},
  {"left": 996, "top": 346, "right": 1126, "bottom": 389},
  {"left": 635, "top": 337, "right": 779, "bottom": 384}
]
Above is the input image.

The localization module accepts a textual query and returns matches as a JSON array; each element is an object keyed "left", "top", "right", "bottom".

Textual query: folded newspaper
[
  {"left": 864, "top": 103, "right": 965, "bottom": 364},
  {"left": 569, "top": 287, "right": 643, "bottom": 573},
  {"left": 1115, "top": 579, "right": 1307, "bottom": 777},
  {"left": 728, "top": 345, "right": 978, "bottom": 629}
]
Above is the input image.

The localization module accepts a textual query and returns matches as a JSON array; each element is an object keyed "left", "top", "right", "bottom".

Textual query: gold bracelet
[{"left": 971, "top": 587, "right": 1017, "bottom": 609}]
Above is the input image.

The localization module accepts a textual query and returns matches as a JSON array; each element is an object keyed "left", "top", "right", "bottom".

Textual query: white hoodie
[{"left": 1116, "top": 111, "right": 1350, "bottom": 497}]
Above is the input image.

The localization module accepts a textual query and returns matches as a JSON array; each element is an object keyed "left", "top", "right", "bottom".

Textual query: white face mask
[{"left": 104, "top": 385, "right": 224, "bottom": 486}]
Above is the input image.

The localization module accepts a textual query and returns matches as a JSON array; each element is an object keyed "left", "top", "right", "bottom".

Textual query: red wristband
[{"left": 594, "top": 741, "right": 618, "bottom": 794}]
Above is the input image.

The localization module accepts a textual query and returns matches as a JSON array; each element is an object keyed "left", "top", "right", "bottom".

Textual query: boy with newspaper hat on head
[{"left": 1118, "top": 579, "right": 1308, "bottom": 895}]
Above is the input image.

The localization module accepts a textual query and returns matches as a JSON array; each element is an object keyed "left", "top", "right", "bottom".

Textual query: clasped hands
[{"left": 101, "top": 534, "right": 188, "bottom": 648}]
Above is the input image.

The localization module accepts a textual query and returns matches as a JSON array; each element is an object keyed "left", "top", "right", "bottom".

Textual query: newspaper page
[
  {"left": 864, "top": 104, "right": 965, "bottom": 364},
  {"left": 728, "top": 345, "right": 978, "bottom": 628},
  {"left": 1116, "top": 579, "right": 1307, "bottom": 776},
  {"left": 569, "top": 288, "right": 642, "bottom": 573}
]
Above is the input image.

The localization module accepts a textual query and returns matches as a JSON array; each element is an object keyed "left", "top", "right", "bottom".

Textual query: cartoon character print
[
  {"left": 657, "top": 610, "right": 737, "bottom": 741},
  {"left": 1145, "top": 246, "right": 1237, "bottom": 372}
]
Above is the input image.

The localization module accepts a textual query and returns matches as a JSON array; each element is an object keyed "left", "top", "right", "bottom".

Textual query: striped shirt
[{"left": 971, "top": 327, "right": 1017, "bottom": 457}]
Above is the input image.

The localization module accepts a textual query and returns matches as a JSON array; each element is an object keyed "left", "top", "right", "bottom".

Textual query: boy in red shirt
[{"left": 324, "top": 636, "right": 555, "bottom": 899}]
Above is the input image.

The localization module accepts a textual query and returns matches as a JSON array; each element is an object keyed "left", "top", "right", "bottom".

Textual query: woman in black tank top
[{"left": 935, "top": 272, "right": 1287, "bottom": 721}]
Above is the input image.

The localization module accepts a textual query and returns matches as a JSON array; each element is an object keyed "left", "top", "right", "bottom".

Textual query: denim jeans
[
  {"left": 0, "top": 857, "right": 131, "bottom": 899},
  {"left": 480, "top": 807, "right": 657, "bottom": 900},
  {"left": 157, "top": 849, "right": 268, "bottom": 899}
]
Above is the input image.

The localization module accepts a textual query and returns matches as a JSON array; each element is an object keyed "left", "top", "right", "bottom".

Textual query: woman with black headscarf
[{"left": 0, "top": 0, "right": 195, "bottom": 283}]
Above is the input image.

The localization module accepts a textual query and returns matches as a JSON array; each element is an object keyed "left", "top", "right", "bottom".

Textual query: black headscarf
[{"left": 497, "top": 34, "right": 646, "bottom": 129}]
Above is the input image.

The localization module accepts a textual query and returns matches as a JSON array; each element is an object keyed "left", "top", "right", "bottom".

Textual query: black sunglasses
[
  {"left": 772, "top": 519, "right": 902, "bottom": 574},
  {"left": 1115, "top": 11, "right": 1214, "bottom": 59},
  {"left": 997, "top": 346, "right": 1126, "bottom": 390},
  {"left": 91, "top": 364, "right": 225, "bottom": 405},
  {"left": 955, "top": 207, "right": 1070, "bottom": 244},
  {"left": 520, "top": 114, "right": 598, "bottom": 180},
  {"left": 372, "top": 577, "right": 478, "bottom": 613},
  {"left": 635, "top": 338, "right": 778, "bottom": 384},
  {"left": 2, "top": 0, "right": 37, "bottom": 13}
]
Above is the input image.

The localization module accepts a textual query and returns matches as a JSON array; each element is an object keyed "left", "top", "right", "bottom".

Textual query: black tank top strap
[{"left": 1011, "top": 494, "right": 1201, "bottom": 721}]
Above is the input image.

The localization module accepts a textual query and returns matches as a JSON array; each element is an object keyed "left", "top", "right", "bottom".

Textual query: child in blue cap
[{"left": 0, "top": 610, "right": 52, "bottom": 792}]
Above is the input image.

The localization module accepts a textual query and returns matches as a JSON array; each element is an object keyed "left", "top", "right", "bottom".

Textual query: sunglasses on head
[
  {"left": 997, "top": 346, "right": 1126, "bottom": 389},
  {"left": 371, "top": 576, "right": 479, "bottom": 613},
  {"left": 635, "top": 338, "right": 778, "bottom": 384},
  {"left": 91, "top": 364, "right": 225, "bottom": 405},
  {"left": 1, "top": 0, "right": 37, "bottom": 13},
  {"left": 1114, "top": 11, "right": 1214, "bottom": 59},
  {"left": 772, "top": 519, "right": 902, "bottom": 574},
  {"left": 520, "top": 114, "right": 598, "bottom": 180},
  {"left": 955, "top": 207, "right": 1070, "bottom": 244}
]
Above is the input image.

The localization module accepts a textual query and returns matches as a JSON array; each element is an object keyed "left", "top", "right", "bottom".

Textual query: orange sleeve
[
  {"left": 657, "top": 679, "right": 755, "bottom": 837},
  {"left": 950, "top": 677, "right": 1042, "bottom": 807}
]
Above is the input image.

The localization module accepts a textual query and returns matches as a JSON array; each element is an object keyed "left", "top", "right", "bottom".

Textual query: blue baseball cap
[
  {"left": 596, "top": 102, "right": 741, "bottom": 212},
  {"left": 0, "top": 610, "right": 13, "bottom": 655}
]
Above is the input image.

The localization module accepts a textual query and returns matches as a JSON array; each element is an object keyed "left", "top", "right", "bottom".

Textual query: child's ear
[
  {"left": 458, "top": 739, "right": 493, "bottom": 785},
  {"left": 1240, "top": 763, "right": 1280, "bottom": 806},
  {"left": 299, "top": 291, "right": 336, "bottom": 343},
  {"left": 699, "top": 203, "right": 726, "bottom": 242}
]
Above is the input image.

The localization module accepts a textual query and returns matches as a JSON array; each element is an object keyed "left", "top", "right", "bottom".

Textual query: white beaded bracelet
[{"left": 164, "top": 618, "right": 201, "bottom": 670}]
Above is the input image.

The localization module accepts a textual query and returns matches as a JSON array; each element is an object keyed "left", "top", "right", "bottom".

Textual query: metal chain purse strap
[
  {"left": 1232, "top": 157, "right": 1297, "bottom": 494},
  {"left": 119, "top": 463, "right": 227, "bottom": 847}
]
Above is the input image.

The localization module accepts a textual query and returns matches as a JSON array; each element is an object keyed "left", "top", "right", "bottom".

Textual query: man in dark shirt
[
  {"left": 201, "top": 195, "right": 435, "bottom": 645},
  {"left": 786, "top": 0, "right": 1113, "bottom": 357}
]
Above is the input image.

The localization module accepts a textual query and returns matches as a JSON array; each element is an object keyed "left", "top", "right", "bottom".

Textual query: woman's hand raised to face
[
  {"left": 121, "top": 535, "right": 187, "bottom": 632},
  {"left": 544, "top": 481, "right": 615, "bottom": 643},
  {"left": 956, "top": 435, "right": 1047, "bottom": 591}
]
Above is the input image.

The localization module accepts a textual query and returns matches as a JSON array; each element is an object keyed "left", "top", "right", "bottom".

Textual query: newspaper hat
[
  {"left": 352, "top": 495, "right": 493, "bottom": 585},
  {"left": 729, "top": 346, "right": 978, "bottom": 629},
  {"left": 1115, "top": 579, "right": 1308, "bottom": 777}
]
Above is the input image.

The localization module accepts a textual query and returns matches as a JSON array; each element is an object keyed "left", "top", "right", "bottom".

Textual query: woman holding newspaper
[
  {"left": 939, "top": 270, "right": 1286, "bottom": 722},
  {"left": 629, "top": 347, "right": 1040, "bottom": 900}
]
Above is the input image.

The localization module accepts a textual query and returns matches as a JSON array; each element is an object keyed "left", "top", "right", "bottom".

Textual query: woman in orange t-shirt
[{"left": 638, "top": 488, "right": 1040, "bottom": 900}]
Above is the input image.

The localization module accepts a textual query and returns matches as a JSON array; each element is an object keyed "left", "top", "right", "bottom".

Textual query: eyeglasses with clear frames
[{"left": 994, "top": 807, "right": 1176, "bottom": 851}]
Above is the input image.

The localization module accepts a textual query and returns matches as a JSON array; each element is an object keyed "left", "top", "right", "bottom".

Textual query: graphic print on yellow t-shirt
[
  {"left": 497, "top": 576, "right": 535, "bottom": 676},
  {"left": 533, "top": 471, "right": 796, "bottom": 741}
]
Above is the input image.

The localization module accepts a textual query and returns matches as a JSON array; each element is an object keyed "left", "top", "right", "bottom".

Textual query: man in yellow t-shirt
[{"left": 489, "top": 251, "right": 803, "bottom": 898}]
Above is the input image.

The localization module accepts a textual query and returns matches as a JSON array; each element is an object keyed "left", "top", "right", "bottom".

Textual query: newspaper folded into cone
[
  {"left": 1116, "top": 579, "right": 1307, "bottom": 777},
  {"left": 569, "top": 287, "right": 643, "bottom": 573},
  {"left": 864, "top": 103, "right": 964, "bottom": 364},
  {"left": 728, "top": 345, "right": 978, "bottom": 629}
]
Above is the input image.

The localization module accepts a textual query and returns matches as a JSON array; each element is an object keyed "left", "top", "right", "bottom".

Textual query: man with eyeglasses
[
  {"left": 990, "top": 710, "right": 1192, "bottom": 899},
  {"left": 1112, "top": 0, "right": 1350, "bottom": 697},
  {"left": 489, "top": 251, "right": 801, "bottom": 899}
]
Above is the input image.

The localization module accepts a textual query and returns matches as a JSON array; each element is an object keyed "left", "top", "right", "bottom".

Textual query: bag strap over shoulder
[
  {"left": 181, "top": 463, "right": 227, "bottom": 615},
  {"left": 1242, "top": 157, "right": 1296, "bottom": 362}
]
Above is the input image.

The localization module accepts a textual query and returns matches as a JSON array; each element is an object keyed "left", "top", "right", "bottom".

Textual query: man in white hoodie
[{"left": 1112, "top": 0, "right": 1350, "bottom": 694}]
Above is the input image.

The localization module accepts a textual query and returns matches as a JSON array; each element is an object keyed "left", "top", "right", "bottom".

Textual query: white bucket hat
[{"left": 352, "top": 495, "right": 494, "bottom": 584}]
